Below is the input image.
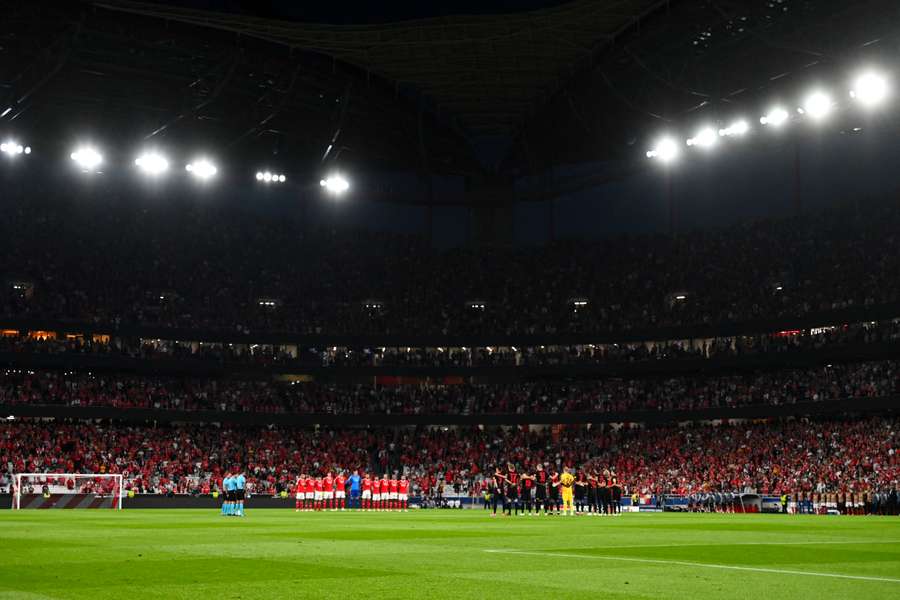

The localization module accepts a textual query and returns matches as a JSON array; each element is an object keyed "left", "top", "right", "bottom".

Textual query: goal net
[{"left": 12, "top": 473, "right": 123, "bottom": 510}]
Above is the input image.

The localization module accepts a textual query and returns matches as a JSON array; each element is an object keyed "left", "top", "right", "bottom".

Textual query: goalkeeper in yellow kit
[{"left": 557, "top": 467, "right": 576, "bottom": 516}]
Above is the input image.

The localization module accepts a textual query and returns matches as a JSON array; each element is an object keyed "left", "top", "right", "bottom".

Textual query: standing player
[
  {"left": 388, "top": 474, "right": 399, "bottom": 511},
  {"left": 548, "top": 468, "right": 561, "bottom": 515},
  {"left": 490, "top": 468, "right": 505, "bottom": 517},
  {"left": 295, "top": 474, "right": 306, "bottom": 512},
  {"left": 234, "top": 470, "right": 246, "bottom": 517},
  {"left": 348, "top": 470, "right": 361, "bottom": 510},
  {"left": 372, "top": 473, "right": 382, "bottom": 511},
  {"left": 610, "top": 471, "right": 622, "bottom": 516},
  {"left": 520, "top": 469, "right": 535, "bottom": 515},
  {"left": 305, "top": 473, "right": 315, "bottom": 511},
  {"left": 398, "top": 475, "right": 410, "bottom": 511},
  {"left": 558, "top": 467, "right": 575, "bottom": 516},
  {"left": 362, "top": 472, "right": 372, "bottom": 511},
  {"left": 221, "top": 471, "right": 233, "bottom": 516},
  {"left": 324, "top": 472, "right": 335, "bottom": 511},
  {"left": 380, "top": 474, "right": 390, "bottom": 511},
  {"left": 534, "top": 464, "right": 549, "bottom": 515},
  {"left": 314, "top": 474, "right": 324, "bottom": 511},
  {"left": 504, "top": 463, "right": 520, "bottom": 516},
  {"left": 334, "top": 471, "right": 346, "bottom": 511}
]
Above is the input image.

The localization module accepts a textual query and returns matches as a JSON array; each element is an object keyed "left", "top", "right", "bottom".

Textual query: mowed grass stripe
[{"left": 0, "top": 511, "right": 898, "bottom": 599}]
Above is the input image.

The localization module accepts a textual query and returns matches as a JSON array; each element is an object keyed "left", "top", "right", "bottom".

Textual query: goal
[{"left": 12, "top": 473, "right": 123, "bottom": 510}]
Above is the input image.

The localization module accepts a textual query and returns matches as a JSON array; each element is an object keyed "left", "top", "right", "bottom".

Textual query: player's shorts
[
  {"left": 323, "top": 491, "right": 333, "bottom": 499},
  {"left": 314, "top": 491, "right": 323, "bottom": 501},
  {"left": 390, "top": 492, "right": 398, "bottom": 500},
  {"left": 561, "top": 490, "right": 574, "bottom": 502},
  {"left": 305, "top": 492, "right": 313, "bottom": 500},
  {"left": 225, "top": 490, "right": 234, "bottom": 501},
  {"left": 398, "top": 493, "right": 408, "bottom": 501},
  {"left": 335, "top": 491, "right": 345, "bottom": 499},
  {"left": 535, "top": 486, "right": 546, "bottom": 499},
  {"left": 296, "top": 492, "right": 303, "bottom": 500},
  {"left": 235, "top": 489, "right": 245, "bottom": 501},
  {"left": 372, "top": 493, "right": 381, "bottom": 502},
  {"left": 362, "top": 490, "right": 371, "bottom": 499}
]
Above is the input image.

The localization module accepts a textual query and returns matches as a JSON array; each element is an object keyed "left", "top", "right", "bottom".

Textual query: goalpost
[{"left": 12, "top": 473, "right": 124, "bottom": 510}]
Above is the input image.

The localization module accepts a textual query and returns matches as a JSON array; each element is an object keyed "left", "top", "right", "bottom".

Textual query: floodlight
[
  {"left": 255, "top": 172, "right": 264, "bottom": 181},
  {"left": 70, "top": 146, "right": 103, "bottom": 171},
  {"left": 760, "top": 107, "right": 789, "bottom": 127},
  {"left": 320, "top": 173, "right": 350, "bottom": 194},
  {"left": 719, "top": 120, "right": 749, "bottom": 137},
  {"left": 263, "top": 171, "right": 272, "bottom": 182},
  {"left": 278, "top": 174, "right": 286, "bottom": 182},
  {"left": 686, "top": 127, "right": 717, "bottom": 148},
  {"left": 850, "top": 71, "right": 889, "bottom": 107},
  {"left": 185, "top": 159, "right": 217, "bottom": 180},
  {"left": 801, "top": 91, "right": 833, "bottom": 120},
  {"left": 134, "top": 152, "right": 169, "bottom": 175},
  {"left": 1, "top": 140, "right": 26, "bottom": 157},
  {"left": 646, "top": 137, "right": 679, "bottom": 162}
]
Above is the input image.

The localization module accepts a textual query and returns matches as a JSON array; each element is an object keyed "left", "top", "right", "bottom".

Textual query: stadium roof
[
  {"left": 92, "top": 0, "right": 666, "bottom": 137},
  {"left": 1, "top": 0, "right": 898, "bottom": 196}
]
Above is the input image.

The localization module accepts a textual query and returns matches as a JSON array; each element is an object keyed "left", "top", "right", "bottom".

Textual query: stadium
[{"left": 1, "top": 0, "right": 899, "bottom": 598}]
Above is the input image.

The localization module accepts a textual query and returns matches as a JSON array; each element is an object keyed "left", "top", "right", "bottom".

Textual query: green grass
[{"left": 1, "top": 510, "right": 898, "bottom": 599}]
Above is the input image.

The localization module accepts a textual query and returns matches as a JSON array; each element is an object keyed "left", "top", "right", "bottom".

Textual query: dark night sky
[{"left": 156, "top": 0, "right": 572, "bottom": 24}]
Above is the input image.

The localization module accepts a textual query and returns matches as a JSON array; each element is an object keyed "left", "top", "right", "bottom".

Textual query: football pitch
[{"left": 1, "top": 510, "right": 898, "bottom": 599}]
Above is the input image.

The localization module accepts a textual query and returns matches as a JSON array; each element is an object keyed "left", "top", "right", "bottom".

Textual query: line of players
[
  {"left": 294, "top": 471, "right": 411, "bottom": 512},
  {"left": 487, "top": 463, "right": 624, "bottom": 516}
]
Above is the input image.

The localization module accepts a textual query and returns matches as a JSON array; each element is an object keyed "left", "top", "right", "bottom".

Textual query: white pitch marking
[{"left": 483, "top": 549, "right": 900, "bottom": 584}]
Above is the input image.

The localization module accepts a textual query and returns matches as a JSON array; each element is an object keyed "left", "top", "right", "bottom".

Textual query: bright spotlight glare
[
  {"left": 134, "top": 152, "right": 169, "bottom": 175},
  {"left": 263, "top": 172, "right": 272, "bottom": 182},
  {"left": 719, "top": 120, "right": 749, "bottom": 137},
  {"left": 850, "top": 72, "right": 889, "bottom": 107},
  {"left": 802, "top": 91, "right": 833, "bottom": 120},
  {"left": 255, "top": 172, "right": 263, "bottom": 181},
  {"left": 646, "top": 137, "right": 679, "bottom": 162},
  {"left": 320, "top": 174, "right": 350, "bottom": 194},
  {"left": 185, "top": 159, "right": 217, "bottom": 180},
  {"left": 70, "top": 146, "right": 103, "bottom": 170},
  {"left": 760, "top": 107, "right": 789, "bottom": 127},
  {"left": 278, "top": 174, "right": 286, "bottom": 182},
  {"left": 687, "top": 127, "right": 717, "bottom": 148},
  {"left": 1, "top": 140, "right": 26, "bottom": 156}
]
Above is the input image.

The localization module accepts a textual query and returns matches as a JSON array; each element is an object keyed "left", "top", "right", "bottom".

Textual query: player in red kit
[
  {"left": 389, "top": 475, "right": 399, "bottom": 511},
  {"left": 314, "top": 476, "right": 324, "bottom": 511},
  {"left": 398, "top": 475, "right": 410, "bottom": 511},
  {"left": 334, "top": 472, "right": 346, "bottom": 511},
  {"left": 361, "top": 474, "right": 372, "bottom": 511},
  {"left": 305, "top": 475, "right": 315, "bottom": 511},
  {"left": 295, "top": 474, "right": 306, "bottom": 512},
  {"left": 323, "top": 472, "right": 334, "bottom": 510},
  {"left": 372, "top": 476, "right": 382, "bottom": 511},
  {"left": 380, "top": 475, "right": 390, "bottom": 511}
]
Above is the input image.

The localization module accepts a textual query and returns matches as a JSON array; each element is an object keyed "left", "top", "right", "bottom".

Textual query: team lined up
[
  {"left": 293, "top": 471, "right": 411, "bottom": 511},
  {"left": 485, "top": 464, "right": 624, "bottom": 516}
]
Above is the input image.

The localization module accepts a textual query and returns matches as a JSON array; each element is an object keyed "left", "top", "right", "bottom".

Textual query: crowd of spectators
[
  {"left": 2, "top": 318, "right": 899, "bottom": 369},
  {"left": 2, "top": 360, "right": 896, "bottom": 414},
  {"left": 3, "top": 194, "right": 900, "bottom": 337},
  {"left": 2, "top": 416, "right": 896, "bottom": 497}
]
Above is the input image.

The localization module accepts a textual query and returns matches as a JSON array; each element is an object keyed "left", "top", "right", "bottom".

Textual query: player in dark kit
[
  {"left": 533, "top": 464, "right": 549, "bottom": 515},
  {"left": 490, "top": 468, "right": 505, "bottom": 517},
  {"left": 503, "top": 463, "right": 521, "bottom": 516},
  {"left": 548, "top": 469, "right": 561, "bottom": 515},
  {"left": 610, "top": 471, "right": 622, "bottom": 516},
  {"left": 597, "top": 469, "right": 610, "bottom": 515},
  {"left": 520, "top": 469, "right": 535, "bottom": 515}
]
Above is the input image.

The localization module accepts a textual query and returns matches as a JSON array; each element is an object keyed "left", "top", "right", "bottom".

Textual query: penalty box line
[{"left": 483, "top": 549, "right": 900, "bottom": 584}]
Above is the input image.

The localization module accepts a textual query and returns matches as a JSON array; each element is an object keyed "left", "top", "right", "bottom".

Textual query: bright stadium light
[
  {"left": 719, "top": 120, "right": 749, "bottom": 137},
  {"left": 645, "top": 137, "right": 679, "bottom": 163},
  {"left": 1, "top": 140, "right": 28, "bottom": 157},
  {"left": 256, "top": 170, "right": 286, "bottom": 184},
  {"left": 760, "top": 107, "right": 789, "bottom": 127},
  {"left": 134, "top": 152, "right": 169, "bottom": 176},
  {"left": 800, "top": 91, "right": 833, "bottom": 120},
  {"left": 320, "top": 173, "right": 350, "bottom": 195},
  {"left": 70, "top": 146, "right": 103, "bottom": 171},
  {"left": 185, "top": 158, "right": 217, "bottom": 180},
  {"left": 686, "top": 127, "right": 718, "bottom": 149},
  {"left": 850, "top": 71, "right": 889, "bottom": 107}
]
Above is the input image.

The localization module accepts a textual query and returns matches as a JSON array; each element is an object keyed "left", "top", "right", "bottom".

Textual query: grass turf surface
[{"left": 0, "top": 510, "right": 898, "bottom": 599}]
